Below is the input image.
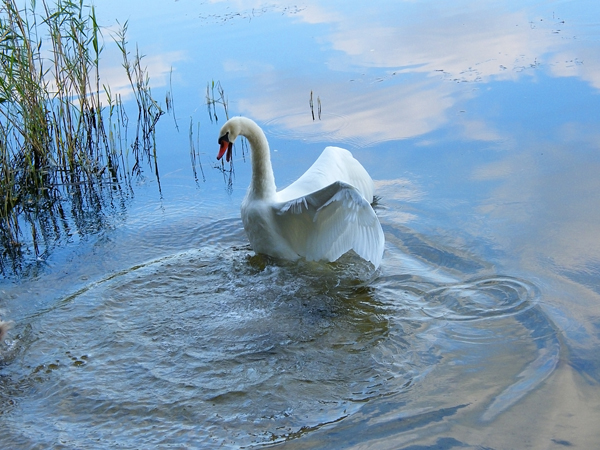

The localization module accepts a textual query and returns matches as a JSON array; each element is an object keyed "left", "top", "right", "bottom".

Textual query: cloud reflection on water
[
  {"left": 550, "top": 43, "right": 600, "bottom": 90},
  {"left": 91, "top": 0, "right": 600, "bottom": 283},
  {"left": 98, "top": 49, "right": 187, "bottom": 102},
  {"left": 225, "top": 0, "right": 600, "bottom": 147},
  {"left": 474, "top": 143, "right": 600, "bottom": 272},
  {"left": 240, "top": 77, "right": 456, "bottom": 146},
  {"left": 217, "top": 1, "right": 600, "bottom": 279},
  {"left": 3, "top": 1, "right": 600, "bottom": 447}
]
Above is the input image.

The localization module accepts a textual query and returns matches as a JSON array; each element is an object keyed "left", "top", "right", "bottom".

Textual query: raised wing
[
  {"left": 272, "top": 181, "right": 384, "bottom": 268},
  {"left": 277, "top": 146, "right": 375, "bottom": 203}
]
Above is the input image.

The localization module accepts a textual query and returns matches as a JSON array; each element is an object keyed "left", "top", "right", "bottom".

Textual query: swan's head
[{"left": 217, "top": 118, "right": 242, "bottom": 163}]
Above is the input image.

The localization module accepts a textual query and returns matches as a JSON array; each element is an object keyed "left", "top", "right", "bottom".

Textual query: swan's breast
[{"left": 241, "top": 199, "right": 300, "bottom": 260}]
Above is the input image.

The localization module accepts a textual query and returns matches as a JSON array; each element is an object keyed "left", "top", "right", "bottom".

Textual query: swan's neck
[{"left": 243, "top": 121, "right": 276, "bottom": 200}]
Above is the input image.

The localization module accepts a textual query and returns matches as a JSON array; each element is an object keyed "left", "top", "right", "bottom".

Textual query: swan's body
[{"left": 217, "top": 117, "right": 384, "bottom": 268}]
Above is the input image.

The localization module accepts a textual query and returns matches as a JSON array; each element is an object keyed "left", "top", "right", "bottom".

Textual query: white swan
[{"left": 217, "top": 117, "right": 384, "bottom": 268}]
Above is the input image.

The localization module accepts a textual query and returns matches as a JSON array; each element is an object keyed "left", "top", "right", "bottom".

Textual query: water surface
[{"left": 1, "top": 0, "right": 600, "bottom": 448}]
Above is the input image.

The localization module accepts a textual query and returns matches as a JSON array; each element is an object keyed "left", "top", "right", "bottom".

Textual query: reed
[
  {"left": 0, "top": 0, "right": 164, "bottom": 273},
  {"left": 206, "top": 79, "right": 228, "bottom": 123},
  {"left": 309, "top": 90, "right": 321, "bottom": 120},
  {"left": 114, "top": 21, "right": 164, "bottom": 184},
  {"left": 189, "top": 118, "right": 205, "bottom": 184}
]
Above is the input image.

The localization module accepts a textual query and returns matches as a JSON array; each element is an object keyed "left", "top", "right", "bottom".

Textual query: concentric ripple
[{"left": 421, "top": 276, "right": 538, "bottom": 321}]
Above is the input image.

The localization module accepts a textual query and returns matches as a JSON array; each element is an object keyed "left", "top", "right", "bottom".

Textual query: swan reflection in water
[{"left": 217, "top": 117, "right": 384, "bottom": 268}]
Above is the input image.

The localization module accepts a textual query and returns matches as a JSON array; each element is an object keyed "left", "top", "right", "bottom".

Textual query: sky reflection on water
[
  {"left": 111, "top": 0, "right": 600, "bottom": 413},
  {"left": 2, "top": 0, "right": 600, "bottom": 448},
  {"left": 94, "top": 0, "right": 600, "bottom": 155},
  {"left": 190, "top": 0, "right": 600, "bottom": 145}
]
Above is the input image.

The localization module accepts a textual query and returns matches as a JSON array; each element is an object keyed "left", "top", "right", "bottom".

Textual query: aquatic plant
[
  {"left": 206, "top": 79, "right": 228, "bottom": 124},
  {"left": 309, "top": 90, "right": 321, "bottom": 120},
  {"left": 0, "top": 0, "right": 164, "bottom": 274},
  {"left": 188, "top": 118, "right": 205, "bottom": 184},
  {"left": 114, "top": 21, "right": 164, "bottom": 184}
]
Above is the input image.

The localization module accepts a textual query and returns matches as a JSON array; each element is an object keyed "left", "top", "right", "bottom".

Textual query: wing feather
[
  {"left": 273, "top": 181, "right": 384, "bottom": 267},
  {"left": 277, "top": 147, "right": 375, "bottom": 203}
]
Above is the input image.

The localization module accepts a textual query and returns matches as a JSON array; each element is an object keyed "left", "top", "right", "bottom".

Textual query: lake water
[{"left": 1, "top": 0, "right": 600, "bottom": 448}]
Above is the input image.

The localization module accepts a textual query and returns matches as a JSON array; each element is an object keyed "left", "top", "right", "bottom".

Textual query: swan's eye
[
  {"left": 217, "top": 132, "right": 232, "bottom": 161},
  {"left": 218, "top": 132, "right": 230, "bottom": 144}
]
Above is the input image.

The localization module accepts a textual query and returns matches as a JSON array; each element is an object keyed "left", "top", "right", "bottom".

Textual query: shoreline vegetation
[{"left": 0, "top": 0, "right": 164, "bottom": 274}]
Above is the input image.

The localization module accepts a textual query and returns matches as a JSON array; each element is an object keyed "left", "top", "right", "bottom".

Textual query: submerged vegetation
[{"left": 0, "top": 0, "right": 164, "bottom": 274}]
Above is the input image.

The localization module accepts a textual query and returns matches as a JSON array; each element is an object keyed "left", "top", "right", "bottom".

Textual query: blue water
[{"left": 1, "top": 0, "right": 600, "bottom": 448}]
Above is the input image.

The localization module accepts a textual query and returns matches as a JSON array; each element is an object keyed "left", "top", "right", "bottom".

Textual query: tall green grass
[{"left": 0, "top": 0, "right": 164, "bottom": 274}]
